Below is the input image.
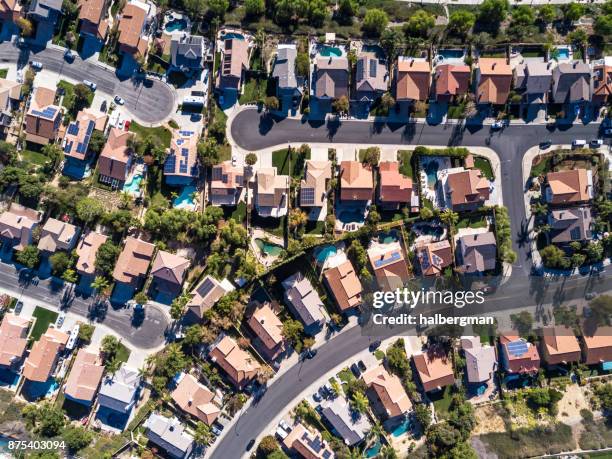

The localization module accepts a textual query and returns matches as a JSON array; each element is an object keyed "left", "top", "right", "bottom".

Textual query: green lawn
[
  {"left": 30, "top": 306, "right": 59, "bottom": 341},
  {"left": 447, "top": 100, "right": 467, "bottom": 119},
  {"left": 230, "top": 202, "right": 247, "bottom": 223},
  {"left": 305, "top": 221, "right": 325, "bottom": 235},
  {"left": 129, "top": 122, "right": 172, "bottom": 148},
  {"left": 531, "top": 156, "right": 552, "bottom": 177},
  {"left": 473, "top": 156, "right": 495, "bottom": 180},
  {"left": 457, "top": 214, "right": 489, "bottom": 229},
  {"left": 20, "top": 149, "right": 50, "bottom": 167},
  {"left": 0, "top": 69, "right": 8, "bottom": 78},
  {"left": 397, "top": 150, "right": 413, "bottom": 178},
  {"left": 57, "top": 80, "right": 94, "bottom": 116},
  {"left": 272, "top": 148, "right": 311, "bottom": 178},
  {"left": 115, "top": 342, "right": 131, "bottom": 364},
  {"left": 337, "top": 368, "right": 355, "bottom": 396},
  {"left": 239, "top": 77, "right": 270, "bottom": 105},
  {"left": 431, "top": 385, "right": 454, "bottom": 419}
]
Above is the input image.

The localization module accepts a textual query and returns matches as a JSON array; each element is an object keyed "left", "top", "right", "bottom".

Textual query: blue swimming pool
[
  {"left": 425, "top": 161, "right": 439, "bottom": 188},
  {"left": 165, "top": 18, "right": 187, "bottom": 32},
  {"left": 223, "top": 32, "right": 244, "bottom": 40},
  {"left": 255, "top": 239, "right": 284, "bottom": 257},
  {"left": 438, "top": 49, "right": 464, "bottom": 59},
  {"left": 320, "top": 46, "right": 342, "bottom": 58},
  {"left": 391, "top": 417, "right": 412, "bottom": 437},
  {"left": 556, "top": 47, "right": 570, "bottom": 60},
  {"left": 123, "top": 172, "right": 143, "bottom": 195},
  {"left": 364, "top": 441, "right": 381, "bottom": 458},
  {"left": 338, "top": 209, "right": 365, "bottom": 224},
  {"left": 378, "top": 230, "right": 399, "bottom": 244},
  {"left": 316, "top": 245, "right": 337, "bottom": 263},
  {"left": 173, "top": 185, "right": 197, "bottom": 209}
]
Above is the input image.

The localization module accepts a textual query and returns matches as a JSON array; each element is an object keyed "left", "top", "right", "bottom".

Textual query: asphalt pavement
[{"left": 0, "top": 41, "right": 175, "bottom": 124}]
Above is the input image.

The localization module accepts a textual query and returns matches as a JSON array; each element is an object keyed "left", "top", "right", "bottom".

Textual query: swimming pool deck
[{"left": 250, "top": 228, "right": 284, "bottom": 267}]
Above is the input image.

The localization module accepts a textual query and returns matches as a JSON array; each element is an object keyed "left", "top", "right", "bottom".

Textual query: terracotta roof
[
  {"left": 339, "top": 161, "right": 373, "bottom": 201},
  {"left": 209, "top": 335, "right": 260, "bottom": 388},
  {"left": 150, "top": 250, "right": 189, "bottom": 286},
  {"left": 75, "top": 231, "right": 107, "bottom": 275},
  {"left": 63, "top": 109, "right": 107, "bottom": 161},
  {"left": 171, "top": 373, "right": 220, "bottom": 425},
  {"left": 247, "top": 303, "right": 284, "bottom": 355},
  {"left": 78, "top": 0, "right": 108, "bottom": 39},
  {"left": 165, "top": 129, "right": 198, "bottom": 179},
  {"left": 221, "top": 38, "right": 249, "bottom": 78},
  {"left": 546, "top": 169, "right": 591, "bottom": 204},
  {"left": 362, "top": 364, "right": 412, "bottom": 417},
  {"left": 541, "top": 326, "right": 581, "bottom": 365},
  {"left": 98, "top": 128, "right": 132, "bottom": 182},
  {"left": 26, "top": 87, "right": 61, "bottom": 143},
  {"left": 434, "top": 64, "right": 470, "bottom": 99},
  {"left": 300, "top": 160, "right": 331, "bottom": 207},
  {"left": 499, "top": 332, "right": 540, "bottom": 374},
  {"left": 112, "top": 236, "right": 155, "bottom": 286},
  {"left": 0, "top": 204, "right": 41, "bottom": 251},
  {"left": 415, "top": 240, "right": 452, "bottom": 276},
  {"left": 0, "top": 0, "right": 21, "bottom": 20},
  {"left": 37, "top": 218, "right": 79, "bottom": 253},
  {"left": 446, "top": 168, "right": 490, "bottom": 209},
  {"left": 323, "top": 260, "right": 362, "bottom": 311},
  {"left": 255, "top": 168, "right": 289, "bottom": 208},
  {"left": 367, "top": 241, "right": 410, "bottom": 290},
  {"left": 282, "top": 422, "right": 335, "bottom": 459},
  {"left": 378, "top": 161, "right": 412, "bottom": 204},
  {"left": 413, "top": 349, "right": 454, "bottom": 392},
  {"left": 0, "top": 79, "right": 21, "bottom": 112},
  {"left": 0, "top": 313, "right": 29, "bottom": 367},
  {"left": 118, "top": 2, "right": 149, "bottom": 56},
  {"left": 64, "top": 348, "right": 104, "bottom": 402},
  {"left": 593, "top": 62, "right": 612, "bottom": 98},
  {"left": 187, "top": 275, "right": 233, "bottom": 319},
  {"left": 583, "top": 326, "right": 612, "bottom": 365},
  {"left": 396, "top": 58, "right": 431, "bottom": 101},
  {"left": 476, "top": 58, "right": 512, "bottom": 104},
  {"left": 211, "top": 161, "right": 243, "bottom": 191},
  {"left": 23, "top": 327, "right": 69, "bottom": 382}
]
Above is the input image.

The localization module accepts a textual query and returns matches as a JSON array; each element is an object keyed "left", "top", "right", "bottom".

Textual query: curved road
[
  {"left": 211, "top": 109, "right": 612, "bottom": 459},
  {"left": 0, "top": 41, "right": 175, "bottom": 124}
]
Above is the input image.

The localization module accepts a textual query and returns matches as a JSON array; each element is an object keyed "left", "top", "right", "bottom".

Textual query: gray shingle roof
[
  {"left": 272, "top": 47, "right": 297, "bottom": 89},
  {"left": 170, "top": 34, "right": 208, "bottom": 69},
  {"left": 552, "top": 61, "right": 592, "bottom": 103}
]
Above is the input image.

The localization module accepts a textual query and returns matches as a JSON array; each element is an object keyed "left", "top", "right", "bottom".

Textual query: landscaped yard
[
  {"left": 20, "top": 149, "right": 51, "bottom": 167},
  {"left": 447, "top": 100, "right": 467, "bottom": 119},
  {"left": 473, "top": 156, "right": 495, "bottom": 180},
  {"left": 230, "top": 202, "right": 247, "bottom": 222},
  {"left": 457, "top": 213, "right": 489, "bottom": 230},
  {"left": 239, "top": 76, "right": 272, "bottom": 105},
  {"left": 129, "top": 122, "right": 172, "bottom": 148},
  {"left": 0, "top": 68, "right": 8, "bottom": 78},
  {"left": 530, "top": 156, "right": 552, "bottom": 177},
  {"left": 115, "top": 342, "right": 131, "bottom": 364},
  {"left": 57, "top": 80, "right": 94, "bottom": 117},
  {"left": 30, "top": 306, "right": 59, "bottom": 341},
  {"left": 431, "top": 385, "right": 454, "bottom": 419},
  {"left": 397, "top": 150, "right": 414, "bottom": 178},
  {"left": 337, "top": 368, "right": 354, "bottom": 396},
  {"left": 272, "top": 148, "right": 311, "bottom": 178}
]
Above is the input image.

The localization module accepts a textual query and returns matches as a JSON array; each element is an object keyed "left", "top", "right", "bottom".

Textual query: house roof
[
  {"left": 221, "top": 38, "right": 249, "bottom": 78},
  {"left": 367, "top": 241, "right": 410, "bottom": 290},
  {"left": 150, "top": 250, "right": 189, "bottom": 286},
  {"left": 209, "top": 335, "right": 261, "bottom": 387},
  {"left": 247, "top": 303, "right": 284, "bottom": 352},
  {"left": 145, "top": 413, "right": 194, "bottom": 455},
  {"left": 300, "top": 160, "right": 331, "bottom": 207},
  {"left": 64, "top": 348, "right": 104, "bottom": 402},
  {"left": 0, "top": 203, "right": 41, "bottom": 251},
  {"left": 98, "top": 128, "right": 132, "bottom": 182},
  {"left": 355, "top": 52, "right": 387, "bottom": 96},
  {"left": 78, "top": 0, "right": 108, "bottom": 39},
  {"left": 340, "top": 161, "right": 373, "bottom": 201},
  {"left": 0, "top": 313, "right": 29, "bottom": 367},
  {"left": 541, "top": 326, "right": 581, "bottom": 362},
  {"left": 434, "top": 64, "right": 470, "bottom": 98},
  {"left": 321, "top": 396, "right": 371, "bottom": 446},
  {"left": 547, "top": 169, "right": 591, "bottom": 204},
  {"left": 99, "top": 364, "right": 141, "bottom": 403},
  {"left": 37, "top": 218, "right": 79, "bottom": 253},
  {"left": 0, "top": 0, "right": 21, "bottom": 19},
  {"left": 315, "top": 56, "right": 349, "bottom": 98},
  {"left": 548, "top": 207, "right": 592, "bottom": 243},
  {"left": 553, "top": 61, "right": 591, "bottom": 103},
  {"left": 463, "top": 341, "right": 497, "bottom": 383},
  {"left": 171, "top": 34, "right": 207, "bottom": 69},
  {"left": 0, "top": 79, "right": 21, "bottom": 112},
  {"left": 515, "top": 61, "right": 553, "bottom": 100},
  {"left": 446, "top": 168, "right": 490, "bottom": 208},
  {"left": 256, "top": 168, "right": 289, "bottom": 208},
  {"left": 29, "top": 0, "right": 62, "bottom": 18},
  {"left": 63, "top": 109, "right": 107, "bottom": 161},
  {"left": 272, "top": 46, "right": 298, "bottom": 89},
  {"left": 396, "top": 58, "right": 431, "bottom": 101},
  {"left": 282, "top": 422, "right": 334, "bottom": 459},
  {"left": 415, "top": 240, "right": 453, "bottom": 276},
  {"left": 26, "top": 87, "right": 61, "bottom": 142},
  {"left": 22, "top": 327, "right": 69, "bottom": 382},
  {"left": 282, "top": 272, "right": 325, "bottom": 327},
  {"left": 187, "top": 275, "right": 233, "bottom": 319},
  {"left": 165, "top": 129, "right": 198, "bottom": 178},
  {"left": 583, "top": 326, "right": 612, "bottom": 364},
  {"left": 459, "top": 232, "right": 497, "bottom": 273},
  {"left": 362, "top": 364, "right": 412, "bottom": 417},
  {"left": 118, "top": 2, "right": 149, "bottom": 56},
  {"left": 112, "top": 236, "right": 155, "bottom": 285},
  {"left": 413, "top": 349, "right": 454, "bottom": 390},
  {"left": 379, "top": 161, "right": 412, "bottom": 203},
  {"left": 323, "top": 260, "right": 362, "bottom": 311},
  {"left": 593, "top": 62, "right": 612, "bottom": 97},
  {"left": 211, "top": 161, "right": 244, "bottom": 192},
  {"left": 499, "top": 333, "right": 540, "bottom": 373},
  {"left": 75, "top": 231, "right": 108, "bottom": 275},
  {"left": 477, "top": 58, "right": 512, "bottom": 104},
  {"left": 171, "top": 373, "right": 220, "bottom": 425}
]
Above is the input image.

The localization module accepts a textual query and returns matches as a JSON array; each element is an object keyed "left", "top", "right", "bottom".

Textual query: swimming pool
[
  {"left": 378, "top": 230, "right": 399, "bottom": 244},
  {"left": 555, "top": 47, "right": 571, "bottom": 60},
  {"left": 437, "top": 49, "right": 464, "bottom": 59},
  {"left": 315, "top": 245, "right": 337, "bottom": 263},
  {"left": 255, "top": 238, "right": 284, "bottom": 257},
  {"left": 337, "top": 209, "right": 365, "bottom": 224},
  {"left": 123, "top": 172, "right": 143, "bottom": 195},
  {"left": 364, "top": 441, "right": 381, "bottom": 458},
  {"left": 424, "top": 161, "right": 439, "bottom": 188},
  {"left": 173, "top": 185, "right": 197, "bottom": 209},
  {"left": 320, "top": 46, "right": 342, "bottom": 58},
  {"left": 391, "top": 417, "right": 412, "bottom": 437},
  {"left": 165, "top": 18, "right": 187, "bottom": 32},
  {"left": 223, "top": 32, "right": 244, "bottom": 40}
]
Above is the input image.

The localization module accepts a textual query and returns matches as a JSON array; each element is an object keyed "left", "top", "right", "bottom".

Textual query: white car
[
  {"left": 117, "top": 119, "right": 125, "bottom": 130},
  {"left": 114, "top": 95, "right": 125, "bottom": 105},
  {"left": 29, "top": 61, "right": 43, "bottom": 71},
  {"left": 56, "top": 312, "right": 66, "bottom": 328},
  {"left": 590, "top": 139, "right": 603, "bottom": 148},
  {"left": 83, "top": 79, "right": 97, "bottom": 91},
  {"left": 491, "top": 120, "right": 506, "bottom": 130}
]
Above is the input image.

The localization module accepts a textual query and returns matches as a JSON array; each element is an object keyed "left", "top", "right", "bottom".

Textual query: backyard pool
[
  {"left": 555, "top": 46, "right": 571, "bottom": 60},
  {"left": 337, "top": 209, "right": 365, "bottom": 224},
  {"left": 424, "top": 161, "right": 439, "bottom": 188},
  {"left": 364, "top": 441, "right": 381, "bottom": 458},
  {"left": 223, "top": 32, "right": 245, "bottom": 40},
  {"left": 165, "top": 18, "right": 187, "bottom": 32},
  {"left": 378, "top": 230, "right": 399, "bottom": 244},
  {"left": 437, "top": 49, "right": 464, "bottom": 59},
  {"left": 320, "top": 46, "right": 342, "bottom": 57},
  {"left": 391, "top": 416, "right": 412, "bottom": 437},
  {"left": 123, "top": 172, "right": 143, "bottom": 195},
  {"left": 173, "top": 185, "right": 197, "bottom": 209},
  {"left": 255, "top": 238, "right": 284, "bottom": 257},
  {"left": 315, "top": 245, "right": 337, "bottom": 263},
  {"left": 414, "top": 223, "right": 445, "bottom": 238}
]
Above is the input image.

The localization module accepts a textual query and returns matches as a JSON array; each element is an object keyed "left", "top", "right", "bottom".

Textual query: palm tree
[
  {"left": 90, "top": 276, "right": 109, "bottom": 300},
  {"left": 439, "top": 209, "right": 459, "bottom": 235},
  {"left": 350, "top": 392, "right": 369, "bottom": 414},
  {"left": 105, "top": 357, "right": 121, "bottom": 375},
  {"left": 255, "top": 28, "right": 266, "bottom": 70},
  {"left": 193, "top": 422, "right": 213, "bottom": 446},
  {"left": 256, "top": 366, "right": 274, "bottom": 385},
  {"left": 380, "top": 445, "right": 398, "bottom": 459}
]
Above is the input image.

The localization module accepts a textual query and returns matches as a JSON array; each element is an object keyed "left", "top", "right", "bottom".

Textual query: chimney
[
  {"left": 573, "top": 61, "right": 578, "bottom": 68},
  {"left": 492, "top": 62, "right": 496, "bottom": 70},
  {"left": 188, "top": 397, "right": 193, "bottom": 405},
  {"left": 547, "top": 62, "right": 552, "bottom": 69}
]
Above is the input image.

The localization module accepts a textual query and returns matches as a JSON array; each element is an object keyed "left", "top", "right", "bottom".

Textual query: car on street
[
  {"left": 231, "top": 154, "right": 237, "bottom": 166},
  {"left": 357, "top": 360, "right": 366, "bottom": 372},
  {"left": 117, "top": 119, "right": 125, "bottom": 130},
  {"left": 114, "top": 95, "right": 125, "bottom": 105},
  {"left": 246, "top": 439, "right": 256, "bottom": 451},
  {"left": 604, "top": 128, "right": 612, "bottom": 136},
  {"left": 29, "top": 61, "right": 43, "bottom": 71},
  {"left": 64, "top": 50, "right": 75, "bottom": 61},
  {"left": 369, "top": 340, "right": 381, "bottom": 351},
  {"left": 313, "top": 392, "right": 322, "bottom": 402},
  {"left": 279, "top": 420, "right": 291, "bottom": 431},
  {"left": 590, "top": 139, "right": 603, "bottom": 148},
  {"left": 572, "top": 139, "right": 586, "bottom": 148},
  {"left": 585, "top": 291, "right": 597, "bottom": 300},
  {"left": 304, "top": 349, "right": 317, "bottom": 359},
  {"left": 211, "top": 425, "right": 222, "bottom": 436},
  {"left": 491, "top": 120, "right": 505, "bottom": 130},
  {"left": 83, "top": 80, "right": 97, "bottom": 91},
  {"left": 539, "top": 140, "right": 552, "bottom": 149},
  {"left": 14, "top": 301, "right": 23, "bottom": 315}
]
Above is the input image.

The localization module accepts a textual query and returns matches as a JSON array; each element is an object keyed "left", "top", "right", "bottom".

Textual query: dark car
[
  {"left": 357, "top": 360, "right": 366, "bottom": 372},
  {"left": 305, "top": 349, "right": 317, "bottom": 359},
  {"left": 246, "top": 439, "right": 256, "bottom": 451},
  {"left": 539, "top": 140, "right": 552, "bottom": 149},
  {"left": 350, "top": 363, "right": 361, "bottom": 378},
  {"left": 369, "top": 340, "right": 381, "bottom": 351}
]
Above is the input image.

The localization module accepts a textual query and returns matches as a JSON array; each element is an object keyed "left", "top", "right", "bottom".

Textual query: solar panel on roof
[
  {"left": 431, "top": 253, "right": 443, "bottom": 267},
  {"left": 196, "top": 277, "right": 215, "bottom": 296},
  {"left": 179, "top": 161, "right": 188, "bottom": 174},
  {"left": 370, "top": 59, "right": 377, "bottom": 78},
  {"left": 67, "top": 123, "right": 79, "bottom": 136},
  {"left": 507, "top": 340, "right": 529, "bottom": 357},
  {"left": 301, "top": 188, "right": 315, "bottom": 205},
  {"left": 181, "top": 148, "right": 189, "bottom": 157},
  {"left": 76, "top": 142, "right": 87, "bottom": 154},
  {"left": 64, "top": 141, "right": 72, "bottom": 153},
  {"left": 570, "top": 227, "right": 581, "bottom": 240},
  {"left": 176, "top": 139, "right": 184, "bottom": 146},
  {"left": 356, "top": 60, "right": 364, "bottom": 82},
  {"left": 374, "top": 250, "right": 401, "bottom": 268},
  {"left": 164, "top": 155, "right": 176, "bottom": 173}
]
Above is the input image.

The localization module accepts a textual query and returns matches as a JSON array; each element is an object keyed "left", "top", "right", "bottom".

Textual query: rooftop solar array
[
  {"left": 164, "top": 155, "right": 176, "bottom": 173},
  {"left": 67, "top": 122, "right": 79, "bottom": 136},
  {"left": 374, "top": 250, "right": 401, "bottom": 268},
  {"left": 32, "top": 106, "right": 57, "bottom": 120},
  {"left": 369, "top": 59, "right": 377, "bottom": 78},
  {"left": 301, "top": 187, "right": 315, "bottom": 205},
  {"left": 507, "top": 340, "right": 529, "bottom": 358}
]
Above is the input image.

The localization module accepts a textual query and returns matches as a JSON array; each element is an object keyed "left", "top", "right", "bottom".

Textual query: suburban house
[
  {"left": 354, "top": 51, "right": 388, "bottom": 103},
  {"left": 272, "top": 45, "right": 302, "bottom": 101},
  {"left": 282, "top": 272, "right": 326, "bottom": 334},
  {"left": 433, "top": 64, "right": 470, "bottom": 103},
  {"left": 582, "top": 326, "right": 612, "bottom": 367},
  {"left": 415, "top": 240, "right": 453, "bottom": 276},
  {"left": 209, "top": 334, "right": 261, "bottom": 389},
  {"left": 540, "top": 326, "right": 581, "bottom": 366},
  {"left": 209, "top": 161, "right": 244, "bottom": 206},
  {"left": 339, "top": 161, "right": 373, "bottom": 203},
  {"left": 117, "top": 0, "right": 151, "bottom": 59},
  {"left": 442, "top": 168, "right": 490, "bottom": 212},
  {"left": 149, "top": 250, "right": 190, "bottom": 302},
  {"left": 300, "top": 160, "right": 331, "bottom": 219},
  {"left": 592, "top": 57, "right": 612, "bottom": 104},
  {"left": 552, "top": 61, "right": 592, "bottom": 104},
  {"left": 313, "top": 56, "right": 349, "bottom": 100},
  {"left": 97, "top": 127, "right": 133, "bottom": 189},
  {"left": 367, "top": 241, "right": 410, "bottom": 291},
  {"left": 0, "top": 0, "right": 22, "bottom": 21},
  {"left": 217, "top": 38, "right": 249, "bottom": 93},
  {"left": 144, "top": 413, "right": 194, "bottom": 459},
  {"left": 186, "top": 275, "right": 234, "bottom": 320},
  {"left": 75, "top": 231, "right": 108, "bottom": 278},
  {"left": 475, "top": 58, "right": 512, "bottom": 105},
  {"left": 97, "top": 364, "right": 142, "bottom": 414},
  {"left": 282, "top": 422, "right": 335, "bottom": 459},
  {"left": 0, "top": 204, "right": 41, "bottom": 252},
  {"left": 461, "top": 336, "right": 497, "bottom": 385},
  {"left": 457, "top": 232, "right": 497, "bottom": 274},
  {"left": 37, "top": 218, "right": 80, "bottom": 255},
  {"left": 323, "top": 259, "right": 363, "bottom": 313},
  {"left": 548, "top": 207, "right": 593, "bottom": 244},
  {"left": 25, "top": 87, "right": 61, "bottom": 145},
  {"left": 247, "top": 302, "right": 285, "bottom": 361},
  {"left": 320, "top": 396, "right": 371, "bottom": 446},
  {"left": 545, "top": 169, "right": 593, "bottom": 205},
  {"left": 62, "top": 108, "right": 108, "bottom": 178},
  {"left": 499, "top": 333, "right": 540, "bottom": 374},
  {"left": 378, "top": 161, "right": 413, "bottom": 209},
  {"left": 0, "top": 313, "right": 29, "bottom": 370},
  {"left": 28, "top": 0, "right": 62, "bottom": 26},
  {"left": 362, "top": 364, "right": 412, "bottom": 420},
  {"left": 112, "top": 237, "right": 155, "bottom": 300},
  {"left": 413, "top": 349, "right": 455, "bottom": 392},
  {"left": 254, "top": 167, "right": 290, "bottom": 218},
  {"left": 395, "top": 57, "right": 431, "bottom": 103},
  {"left": 22, "top": 327, "right": 69, "bottom": 383},
  {"left": 77, "top": 0, "right": 109, "bottom": 41},
  {"left": 0, "top": 78, "right": 21, "bottom": 130},
  {"left": 164, "top": 129, "right": 198, "bottom": 185},
  {"left": 513, "top": 60, "right": 553, "bottom": 104},
  {"left": 170, "top": 34, "right": 210, "bottom": 72},
  {"left": 63, "top": 348, "right": 105, "bottom": 405},
  {"left": 171, "top": 373, "right": 220, "bottom": 425}
]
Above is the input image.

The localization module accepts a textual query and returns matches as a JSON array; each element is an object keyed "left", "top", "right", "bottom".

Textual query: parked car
[
  {"left": 278, "top": 420, "right": 291, "bottom": 432},
  {"left": 304, "top": 349, "right": 317, "bottom": 359},
  {"left": 246, "top": 439, "right": 256, "bottom": 451},
  {"left": 64, "top": 49, "right": 75, "bottom": 61},
  {"left": 350, "top": 363, "right": 361, "bottom": 378},
  {"left": 491, "top": 120, "right": 505, "bottom": 130},
  {"left": 572, "top": 139, "right": 586, "bottom": 148},
  {"left": 14, "top": 301, "right": 23, "bottom": 315},
  {"left": 357, "top": 360, "right": 367, "bottom": 372},
  {"left": 313, "top": 392, "right": 322, "bottom": 402},
  {"left": 29, "top": 61, "right": 43, "bottom": 71},
  {"left": 114, "top": 95, "right": 125, "bottom": 105},
  {"left": 585, "top": 291, "right": 597, "bottom": 300},
  {"left": 604, "top": 128, "right": 612, "bottom": 136},
  {"left": 83, "top": 79, "right": 97, "bottom": 91},
  {"left": 56, "top": 312, "right": 66, "bottom": 328},
  {"left": 211, "top": 426, "right": 222, "bottom": 436},
  {"left": 539, "top": 140, "right": 552, "bottom": 149},
  {"left": 590, "top": 139, "right": 603, "bottom": 148},
  {"left": 369, "top": 340, "right": 381, "bottom": 351}
]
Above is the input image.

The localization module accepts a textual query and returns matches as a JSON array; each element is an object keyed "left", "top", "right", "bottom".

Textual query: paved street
[
  {"left": 0, "top": 42, "right": 176, "bottom": 124},
  {"left": 0, "top": 262, "right": 169, "bottom": 348}
]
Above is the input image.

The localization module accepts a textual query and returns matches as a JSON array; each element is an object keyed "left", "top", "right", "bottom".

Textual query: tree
[
  {"left": 282, "top": 319, "right": 304, "bottom": 350},
  {"left": 193, "top": 422, "right": 213, "bottom": 446},
  {"left": 197, "top": 138, "right": 220, "bottom": 168},
  {"left": 511, "top": 310, "right": 534, "bottom": 336},
  {"left": 134, "top": 291, "right": 148, "bottom": 305},
  {"left": 511, "top": 5, "right": 535, "bottom": 27},
  {"left": 594, "top": 383, "right": 612, "bottom": 413},
  {"left": 347, "top": 239, "right": 368, "bottom": 271},
  {"left": 78, "top": 323, "right": 95, "bottom": 343},
  {"left": 95, "top": 241, "right": 121, "bottom": 276},
  {"left": 540, "top": 244, "right": 569, "bottom": 269},
  {"left": 405, "top": 9, "right": 434, "bottom": 38},
  {"left": 63, "top": 426, "right": 93, "bottom": 452},
  {"left": 361, "top": 147, "right": 380, "bottom": 166},
  {"left": 18, "top": 174, "right": 44, "bottom": 200},
  {"left": 170, "top": 293, "right": 190, "bottom": 320},
  {"left": 258, "top": 435, "right": 279, "bottom": 455},
  {"left": 16, "top": 17, "right": 33, "bottom": 36},
  {"left": 448, "top": 9, "right": 476, "bottom": 37},
  {"left": 264, "top": 96, "right": 280, "bottom": 111},
  {"left": 420, "top": 207, "right": 434, "bottom": 219},
  {"left": 332, "top": 95, "right": 349, "bottom": 114},
  {"left": 386, "top": 341, "right": 410, "bottom": 378},
  {"left": 207, "top": 0, "right": 229, "bottom": 17},
  {"left": 538, "top": 4, "right": 557, "bottom": 24},
  {"left": 288, "top": 208, "right": 307, "bottom": 234},
  {"left": 362, "top": 8, "right": 388, "bottom": 37},
  {"left": 478, "top": 0, "right": 509, "bottom": 30},
  {"left": 15, "top": 245, "right": 39, "bottom": 269},
  {"left": 589, "top": 295, "right": 612, "bottom": 325},
  {"left": 73, "top": 83, "right": 92, "bottom": 111},
  {"left": 308, "top": 0, "right": 327, "bottom": 26},
  {"left": 562, "top": 2, "right": 584, "bottom": 22},
  {"left": 439, "top": 209, "right": 459, "bottom": 230},
  {"left": 595, "top": 14, "right": 612, "bottom": 36},
  {"left": 350, "top": 391, "right": 369, "bottom": 414},
  {"left": 101, "top": 335, "right": 120, "bottom": 361},
  {"left": 586, "top": 241, "right": 604, "bottom": 262},
  {"left": 244, "top": 0, "right": 264, "bottom": 17},
  {"left": 568, "top": 28, "right": 588, "bottom": 47},
  {"left": 245, "top": 153, "right": 258, "bottom": 166},
  {"left": 337, "top": 0, "right": 356, "bottom": 24},
  {"left": 91, "top": 276, "right": 109, "bottom": 297},
  {"left": 49, "top": 251, "right": 72, "bottom": 276},
  {"left": 296, "top": 52, "right": 310, "bottom": 78},
  {"left": 414, "top": 403, "right": 432, "bottom": 430},
  {"left": 37, "top": 403, "right": 65, "bottom": 437},
  {"left": 76, "top": 197, "right": 106, "bottom": 225}
]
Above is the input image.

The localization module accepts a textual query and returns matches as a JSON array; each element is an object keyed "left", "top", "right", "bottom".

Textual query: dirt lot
[
  {"left": 473, "top": 403, "right": 507, "bottom": 435},
  {"left": 556, "top": 384, "right": 589, "bottom": 426}
]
